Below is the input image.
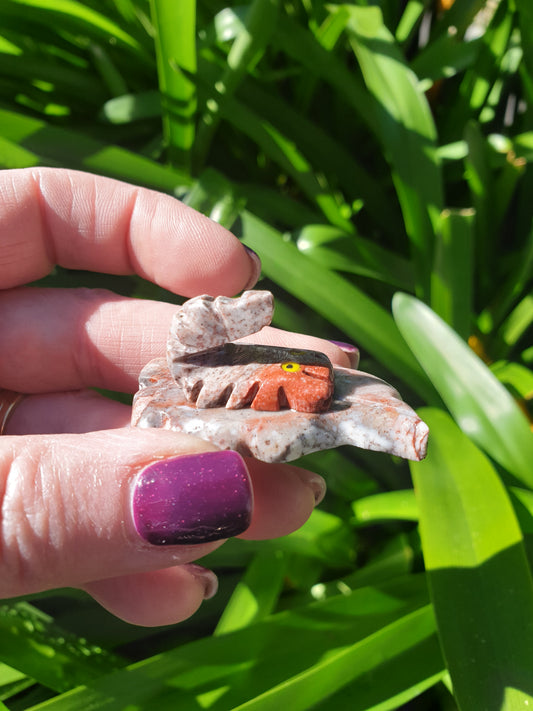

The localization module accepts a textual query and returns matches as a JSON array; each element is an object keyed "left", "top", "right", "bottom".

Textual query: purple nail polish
[
  {"left": 243, "top": 245, "right": 262, "bottom": 290},
  {"left": 132, "top": 451, "right": 253, "bottom": 545}
]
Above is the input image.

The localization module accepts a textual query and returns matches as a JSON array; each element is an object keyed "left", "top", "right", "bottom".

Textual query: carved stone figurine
[{"left": 132, "top": 291, "right": 428, "bottom": 464}]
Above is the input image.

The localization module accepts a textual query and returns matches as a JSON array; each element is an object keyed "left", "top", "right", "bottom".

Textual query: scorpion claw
[{"left": 168, "top": 290, "right": 274, "bottom": 361}]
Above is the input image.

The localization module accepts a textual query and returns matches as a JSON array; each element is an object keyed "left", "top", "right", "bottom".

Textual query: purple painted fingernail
[
  {"left": 132, "top": 451, "right": 253, "bottom": 545},
  {"left": 328, "top": 340, "right": 360, "bottom": 368},
  {"left": 243, "top": 245, "right": 262, "bottom": 290}
]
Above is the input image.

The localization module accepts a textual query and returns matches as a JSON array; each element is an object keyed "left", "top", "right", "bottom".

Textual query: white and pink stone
[{"left": 132, "top": 291, "right": 428, "bottom": 464}]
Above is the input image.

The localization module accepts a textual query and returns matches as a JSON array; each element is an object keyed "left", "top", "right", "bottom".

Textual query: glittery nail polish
[{"left": 132, "top": 451, "right": 253, "bottom": 545}]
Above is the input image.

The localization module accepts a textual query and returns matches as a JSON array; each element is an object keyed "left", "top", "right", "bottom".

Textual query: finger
[
  {"left": 5, "top": 394, "right": 325, "bottom": 538},
  {"left": 83, "top": 564, "right": 218, "bottom": 627},
  {"left": 0, "top": 168, "right": 260, "bottom": 296},
  {"left": 239, "top": 460, "right": 326, "bottom": 540},
  {"left": 5, "top": 391, "right": 131, "bottom": 435},
  {"left": 0, "top": 429, "right": 321, "bottom": 598},
  {"left": 0, "top": 288, "right": 351, "bottom": 393}
]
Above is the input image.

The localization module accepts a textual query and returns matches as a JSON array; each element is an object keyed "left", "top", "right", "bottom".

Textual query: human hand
[{"left": 0, "top": 168, "right": 351, "bottom": 626}]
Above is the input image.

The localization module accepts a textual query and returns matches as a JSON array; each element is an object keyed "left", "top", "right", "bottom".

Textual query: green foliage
[{"left": 0, "top": 0, "right": 532, "bottom": 709}]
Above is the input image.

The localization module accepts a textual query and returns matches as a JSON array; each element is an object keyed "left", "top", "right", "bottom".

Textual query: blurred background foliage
[{"left": 0, "top": 0, "right": 532, "bottom": 709}]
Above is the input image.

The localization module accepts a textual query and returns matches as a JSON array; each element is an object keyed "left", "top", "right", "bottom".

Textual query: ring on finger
[{"left": 0, "top": 389, "right": 26, "bottom": 435}]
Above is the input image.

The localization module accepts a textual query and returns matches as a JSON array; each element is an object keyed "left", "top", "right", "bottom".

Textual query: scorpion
[{"left": 166, "top": 291, "right": 334, "bottom": 414}]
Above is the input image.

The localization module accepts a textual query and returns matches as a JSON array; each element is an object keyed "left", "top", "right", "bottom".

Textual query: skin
[{"left": 0, "top": 168, "right": 350, "bottom": 627}]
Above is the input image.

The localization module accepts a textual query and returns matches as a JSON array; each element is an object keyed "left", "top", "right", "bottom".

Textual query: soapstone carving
[{"left": 132, "top": 290, "right": 428, "bottom": 464}]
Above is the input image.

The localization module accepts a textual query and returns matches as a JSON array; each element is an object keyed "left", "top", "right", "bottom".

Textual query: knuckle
[{"left": 0, "top": 441, "right": 56, "bottom": 596}]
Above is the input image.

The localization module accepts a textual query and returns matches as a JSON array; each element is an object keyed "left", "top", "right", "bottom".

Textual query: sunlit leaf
[
  {"left": 411, "top": 408, "right": 533, "bottom": 709},
  {"left": 393, "top": 293, "right": 533, "bottom": 487}
]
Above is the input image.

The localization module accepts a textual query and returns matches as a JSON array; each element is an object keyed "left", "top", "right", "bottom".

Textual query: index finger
[{"left": 0, "top": 168, "right": 259, "bottom": 296}]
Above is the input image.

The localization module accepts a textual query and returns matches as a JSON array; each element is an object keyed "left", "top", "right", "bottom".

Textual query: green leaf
[
  {"left": 430, "top": 208, "right": 475, "bottom": 340},
  {"left": 273, "top": 508, "right": 355, "bottom": 568},
  {"left": 411, "top": 33, "right": 482, "bottom": 85},
  {"left": 0, "top": 135, "right": 40, "bottom": 169},
  {"left": 196, "top": 0, "right": 279, "bottom": 165},
  {"left": 231, "top": 606, "right": 441, "bottom": 711},
  {"left": 464, "top": 121, "right": 495, "bottom": 299},
  {"left": 395, "top": 0, "right": 426, "bottom": 45},
  {"left": 0, "top": 662, "right": 33, "bottom": 701},
  {"left": 353, "top": 490, "right": 419, "bottom": 525},
  {"left": 273, "top": 14, "right": 373, "bottom": 128},
  {"left": 343, "top": 5, "right": 444, "bottom": 300},
  {"left": 498, "top": 294, "right": 533, "bottom": 350},
  {"left": 214, "top": 551, "right": 285, "bottom": 635},
  {"left": 149, "top": 0, "right": 196, "bottom": 167},
  {"left": 0, "top": 602, "right": 123, "bottom": 693},
  {"left": 393, "top": 293, "right": 533, "bottom": 487},
  {"left": 24, "top": 577, "right": 434, "bottom": 711},
  {"left": 0, "top": 51, "right": 106, "bottom": 105},
  {"left": 479, "top": 218, "right": 533, "bottom": 337},
  {"left": 183, "top": 168, "right": 246, "bottom": 230},
  {"left": 491, "top": 361, "right": 533, "bottom": 400},
  {"left": 307, "top": 539, "right": 416, "bottom": 604},
  {"left": 516, "top": 0, "right": 533, "bottom": 87},
  {"left": 236, "top": 78, "right": 399, "bottom": 238},
  {"left": 101, "top": 90, "right": 161, "bottom": 124},
  {"left": 0, "top": 108, "right": 191, "bottom": 193},
  {"left": 295, "top": 225, "right": 414, "bottom": 290},
  {"left": 196, "top": 64, "right": 354, "bottom": 232},
  {"left": 1, "top": 0, "right": 148, "bottom": 56},
  {"left": 410, "top": 408, "right": 533, "bottom": 709}
]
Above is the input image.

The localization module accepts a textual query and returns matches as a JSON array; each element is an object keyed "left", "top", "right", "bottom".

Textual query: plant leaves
[
  {"left": 343, "top": 5, "right": 444, "bottom": 300},
  {"left": 393, "top": 293, "right": 533, "bottom": 487},
  {"left": 23, "top": 577, "right": 434, "bottom": 711},
  {"left": 0, "top": 602, "right": 123, "bottom": 693},
  {"left": 410, "top": 408, "right": 533, "bottom": 709}
]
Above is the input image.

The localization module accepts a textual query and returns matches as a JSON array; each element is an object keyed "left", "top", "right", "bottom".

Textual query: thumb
[{"left": 0, "top": 429, "right": 253, "bottom": 598}]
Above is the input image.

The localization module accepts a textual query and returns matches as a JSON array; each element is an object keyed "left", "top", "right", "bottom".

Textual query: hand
[{"left": 0, "top": 168, "right": 351, "bottom": 626}]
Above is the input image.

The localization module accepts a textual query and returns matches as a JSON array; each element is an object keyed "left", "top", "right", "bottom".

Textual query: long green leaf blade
[
  {"left": 411, "top": 408, "right": 533, "bottom": 709},
  {"left": 430, "top": 208, "right": 475, "bottom": 340},
  {"left": 343, "top": 5, "right": 444, "bottom": 300},
  {"left": 24, "top": 578, "right": 433, "bottom": 711},
  {"left": 0, "top": 602, "right": 123, "bottom": 693},
  {"left": 214, "top": 551, "right": 285, "bottom": 635},
  {"left": 232, "top": 606, "right": 441, "bottom": 711},
  {"left": 0, "top": 108, "right": 191, "bottom": 193},
  {"left": 150, "top": 0, "right": 196, "bottom": 167},
  {"left": 1, "top": 0, "right": 147, "bottom": 56},
  {"left": 393, "top": 293, "right": 533, "bottom": 487}
]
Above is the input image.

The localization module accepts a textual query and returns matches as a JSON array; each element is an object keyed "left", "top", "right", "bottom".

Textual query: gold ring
[{"left": 0, "top": 389, "right": 25, "bottom": 435}]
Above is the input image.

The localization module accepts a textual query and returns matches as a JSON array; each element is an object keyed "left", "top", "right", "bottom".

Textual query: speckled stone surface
[
  {"left": 132, "top": 290, "right": 428, "bottom": 463},
  {"left": 133, "top": 358, "right": 428, "bottom": 462}
]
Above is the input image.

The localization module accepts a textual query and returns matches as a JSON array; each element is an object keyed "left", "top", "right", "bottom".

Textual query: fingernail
[
  {"left": 183, "top": 564, "right": 219, "bottom": 600},
  {"left": 132, "top": 451, "right": 253, "bottom": 545},
  {"left": 295, "top": 470, "right": 327, "bottom": 506},
  {"left": 328, "top": 340, "right": 360, "bottom": 368},
  {"left": 243, "top": 245, "right": 262, "bottom": 290}
]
